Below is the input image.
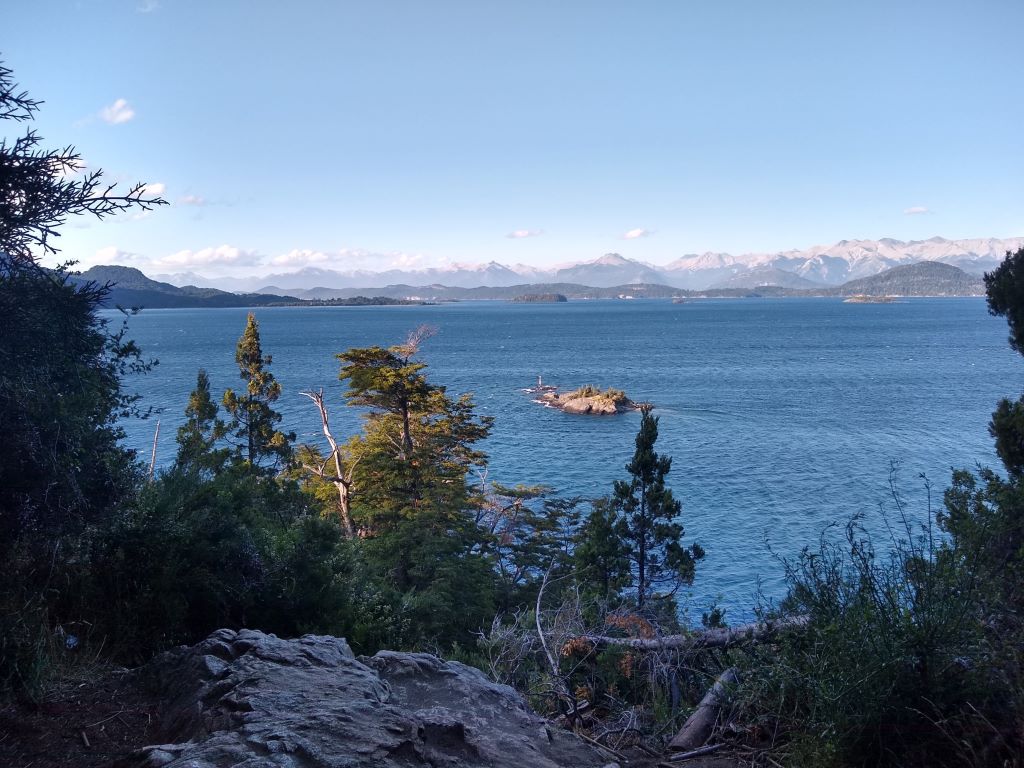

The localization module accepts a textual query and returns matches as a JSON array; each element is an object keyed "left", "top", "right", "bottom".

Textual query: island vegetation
[
  {"left": 5, "top": 59, "right": 1024, "bottom": 768},
  {"left": 843, "top": 294, "right": 897, "bottom": 303},
  {"left": 512, "top": 292, "right": 568, "bottom": 303},
  {"left": 535, "top": 384, "right": 640, "bottom": 414}
]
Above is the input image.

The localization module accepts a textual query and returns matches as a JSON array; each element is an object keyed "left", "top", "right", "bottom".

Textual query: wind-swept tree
[
  {"left": 338, "top": 327, "right": 496, "bottom": 643},
  {"left": 222, "top": 313, "right": 293, "bottom": 471}
]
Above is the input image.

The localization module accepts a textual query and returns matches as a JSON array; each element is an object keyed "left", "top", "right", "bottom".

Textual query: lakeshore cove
[{"left": 115, "top": 297, "right": 1018, "bottom": 619}]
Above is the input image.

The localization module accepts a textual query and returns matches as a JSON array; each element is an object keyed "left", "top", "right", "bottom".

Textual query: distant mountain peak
[
  {"left": 140, "top": 235, "right": 1022, "bottom": 294},
  {"left": 594, "top": 253, "right": 632, "bottom": 265}
]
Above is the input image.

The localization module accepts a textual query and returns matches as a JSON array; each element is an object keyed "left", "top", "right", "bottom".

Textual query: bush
[{"left": 736, "top": 494, "right": 1019, "bottom": 767}]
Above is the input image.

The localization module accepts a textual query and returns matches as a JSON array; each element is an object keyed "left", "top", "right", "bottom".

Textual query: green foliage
[
  {"left": 984, "top": 246, "right": 1024, "bottom": 355},
  {"left": 77, "top": 466, "right": 376, "bottom": 659},
  {"left": 222, "top": 313, "right": 293, "bottom": 470},
  {"left": 737, "top": 500, "right": 1014, "bottom": 767},
  {"left": 477, "top": 485, "right": 583, "bottom": 613},
  {"left": 0, "top": 62, "right": 165, "bottom": 264},
  {"left": 608, "top": 404, "right": 703, "bottom": 610},
  {"left": 339, "top": 332, "right": 497, "bottom": 646},
  {"left": 0, "top": 61, "right": 162, "bottom": 694},
  {"left": 573, "top": 498, "right": 631, "bottom": 604},
  {"left": 566, "top": 384, "right": 628, "bottom": 404},
  {"left": 175, "top": 368, "right": 230, "bottom": 472}
]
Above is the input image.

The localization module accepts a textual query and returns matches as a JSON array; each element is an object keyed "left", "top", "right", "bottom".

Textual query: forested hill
[
  {"left": 825, "top": 261, "right": 985, "bottom": 297},
  {"left": 69, "top": 265, "right": 303, "bottom": 308}
]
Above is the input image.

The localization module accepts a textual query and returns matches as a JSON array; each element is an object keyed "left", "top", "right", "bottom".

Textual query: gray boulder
[{"left": 123, "top": 628, "right": 613, "bottom": 768}]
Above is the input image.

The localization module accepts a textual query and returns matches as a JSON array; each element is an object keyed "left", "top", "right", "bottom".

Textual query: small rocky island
[
  {"left": 843, "top": 294, "right": 897, "bottom": 304},
  {"left": 512, "top": 292, "right": 568, "bottom": 303},
  {"left": 532, "top": 383, "right": 641, "bottom": 415}
]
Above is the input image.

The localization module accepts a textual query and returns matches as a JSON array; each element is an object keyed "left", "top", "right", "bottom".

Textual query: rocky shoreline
[{"left": 531, "top": 384, "right": 641, "bottom": 415}]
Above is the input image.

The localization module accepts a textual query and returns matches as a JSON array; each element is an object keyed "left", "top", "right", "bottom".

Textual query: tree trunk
[
  {"left": 668, "top": 667, "right": 739, "bottom": 751},
  {"left": 579, "top": 614, "right": 809, "bottom": 651},
  {"left": 300, "top": 389, "right": 356, "bottom": 538}
]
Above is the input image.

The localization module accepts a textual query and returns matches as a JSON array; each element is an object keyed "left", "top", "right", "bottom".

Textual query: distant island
[
  {"left": 512, "top": 293, "right": 568, "bottom": 303},
  {"left": 305, "top": 296, "right": 426, "bottom": 306},
  {"left": 533, "top": 384, "right": 640, "bottom": 415},
  {"left": 843, "top": 295, "right": 896, "bottom": 304}
]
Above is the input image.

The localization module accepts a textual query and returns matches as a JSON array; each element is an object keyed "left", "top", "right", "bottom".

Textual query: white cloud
[
  {"left": 94, "top": 246, "right": 145, "bottom": 264},
  {"left": 389, "top": 252, "right": 424, "bottom": 269},
  {"left": 155, "top": 245, "right": 262, "bottom": 269},
  {"left": 270, "top": 249, "right": 330, "bottom": 267},
  {"left": 137, "top": 0, "right": 160, "bottom": 12},
  {"left": 176, "top": 194, "right": 207, "bottom": 206},
  {"left": 903, "top": 206, "right": 929, "bottom": 215},
  {"left": 506, "top": 229, "right": 543, "bottom": 239},
  {"left": 143, "top": 182, "right": 166, "bottom": 196},
  {"left": 100, "top": 98, "right": 135, "bottom": 125},
  {"left": 623, "top": 228, "right": 652, "bottom": 239}
]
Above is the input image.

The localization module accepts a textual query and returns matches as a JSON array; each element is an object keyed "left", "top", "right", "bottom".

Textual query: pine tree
[
  {"left": 222, "top": 313, "right": 293, "bottom": 471},
  {"left": 175, "top": 369, "right": 228, "bottom": 472},
  {"left": 611, "top": 404, "right": 703, "bottom": 610}
]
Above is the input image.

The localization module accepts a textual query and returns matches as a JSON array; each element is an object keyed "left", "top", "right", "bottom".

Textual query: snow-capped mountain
[
  {"left": 152, "top": 236, "right": 1023, "bottom": 292},
  {"left": 660, "top": 236, "right": 1023, "bottom": 289},
  {"left": 549, "top": 253, "right": 666, "bottom": 286}
]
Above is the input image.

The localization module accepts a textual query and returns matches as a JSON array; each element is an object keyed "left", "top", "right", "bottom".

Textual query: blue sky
[{"left": 5, "top": 0, "right": 1023, "bottom": 276}]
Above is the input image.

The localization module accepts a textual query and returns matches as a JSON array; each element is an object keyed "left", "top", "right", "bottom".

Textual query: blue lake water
[{"left": 112, "top": 298, "right": 1022, "bottom": 620}]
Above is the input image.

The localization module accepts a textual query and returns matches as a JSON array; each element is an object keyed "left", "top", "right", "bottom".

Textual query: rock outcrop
[
  {"left": 123, "top": 628, "right": 613, "bottom": 768},
  {"left": 535, "top": 385, "right": 640, "bottom": 415}
]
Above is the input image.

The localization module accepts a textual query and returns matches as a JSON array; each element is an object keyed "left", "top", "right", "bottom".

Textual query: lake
[{"left": 113, "top": 297, "right": 1021, "bottom": 620}]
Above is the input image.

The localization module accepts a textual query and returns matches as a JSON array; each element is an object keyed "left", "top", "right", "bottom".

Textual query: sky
[{"left": 5, "top": 0, "right": 1024, "bottom": 278}]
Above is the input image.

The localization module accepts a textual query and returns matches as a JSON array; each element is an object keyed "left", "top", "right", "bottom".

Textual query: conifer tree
[
  {"left": 574, "top": 498, "right": 631, "bottom": 602},
  {"left": 610, "top": 404, "right": 703, "bottom": 610},
  {"left": 175, "top": 368, "right": 228, "bottom": 472},
  {"left": 337, "top": 328, "right": 496, "bottom": 643},
  {"left": 222, "top": 313, "right": 293, "bottom": 470}
]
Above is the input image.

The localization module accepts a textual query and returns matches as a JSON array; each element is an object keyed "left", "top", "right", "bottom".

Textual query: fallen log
[
  {"left": 578, "top": 615, "right": 808, "bottom": 652},
  {"left": 668, "top": 667, "right": 740, "bottom": 751}
]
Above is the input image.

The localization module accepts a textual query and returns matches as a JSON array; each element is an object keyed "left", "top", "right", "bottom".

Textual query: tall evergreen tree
[
  {"left": 610, "top": 404, "right": 703, "bottom": 610},
  {"left": 175, "top": 368, "right": 228, "bottom": 472},
  {"left": 222, "top": 313, "right": 293, "bottom": 471}
]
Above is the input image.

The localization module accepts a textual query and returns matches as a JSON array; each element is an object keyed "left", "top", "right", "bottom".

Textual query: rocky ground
[
  {"left": 536, "top": 388, "right": 639, "bottom": 415},
  {"left": 119, "top": 629, "right": 617, "bottom": 768},
  {"left": 1, "top": 630, "right": 748, "bottom": 767}
]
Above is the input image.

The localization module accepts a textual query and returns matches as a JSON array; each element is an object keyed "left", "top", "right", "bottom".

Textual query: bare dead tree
[
  {"left": 395, "top": 324, "right": 437, "bottom": 359},
  {"left": 577, "top": 614, "right": 809, "bottom": 652},
  {"left": 299, "top": 388, "right": 357, "bottom": 538}
]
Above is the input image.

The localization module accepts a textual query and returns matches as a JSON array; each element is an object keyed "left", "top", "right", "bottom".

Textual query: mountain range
[
  {"left": 151, "top": 236, "right": 1022, "bottom": 293},
  {"left": 73, "top": 259, "right": 985, "bottom": 309}
]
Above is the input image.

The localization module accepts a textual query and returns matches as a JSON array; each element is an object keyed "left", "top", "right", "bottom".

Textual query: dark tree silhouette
[{"left": 611, "top": 404, "right": 704, "bottom": 610}]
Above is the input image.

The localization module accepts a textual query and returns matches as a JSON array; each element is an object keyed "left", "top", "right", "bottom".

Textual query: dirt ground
[{"left": 0, "top": 666, "right": 160, "bottom": 768}]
